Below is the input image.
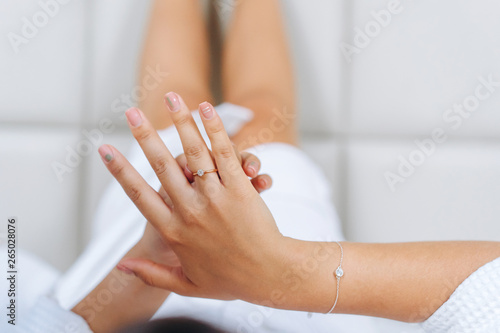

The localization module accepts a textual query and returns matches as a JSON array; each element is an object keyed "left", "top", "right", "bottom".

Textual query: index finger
[
  {"left": 125, "top": 107, "right": 192, "bottom": 204},
  {"left": 197, "top": 102, "right": 250, "bottom": 188}
]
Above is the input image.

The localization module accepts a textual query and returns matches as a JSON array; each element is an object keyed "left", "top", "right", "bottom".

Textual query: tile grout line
[
  {"left": 336, "top": 0, "right": 355, "bottom": 239},
  {"left": 74, "top": 0, "right": 95, "bottom": 258}
]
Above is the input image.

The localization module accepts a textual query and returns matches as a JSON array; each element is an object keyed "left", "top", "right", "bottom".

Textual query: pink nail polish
[
  {"left": 199, "top": 102, "right": 214, "bottom": 120},
  {"left": 125, "top": 108, "right": 143, "bottom": 127},
  {"left": 98, "top": 145, "right": 113, "bottom": 163},
  {"left": 165, "top": 92, "right": 181, "bottom": 112}
]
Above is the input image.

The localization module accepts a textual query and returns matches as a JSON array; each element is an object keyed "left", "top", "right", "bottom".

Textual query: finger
[
  {"left": 158, "top": 186, "right": 173, "bottom": 207},
  {"left": 233, "top": 143, "right": 243, "bottom": 165},
  {"left": 240, "top": 152, "right": 261, "bottom": 178},
  {"left": 175, "top": 154, "right": 194, "bottom": 183},
  {"left": 98, "top": 145, "right": 171, "bottom": 229},
  {"left": 251, "top": 174, "right": 273, "bottom": 194},
  {"left": 125, "top": 107, "right": 191, "bottom": 204},
  {"left": 178, "top": 148, "right": 245, "bottom": 182},
  {"left": 197, "top": 101, "right": 249, "bottom": 188},
  {"left": 164, "top": 92, "right": 218, "bottom": 184},
  {"left": 117, "top": 258, "right": 191, "bottom": 295}
]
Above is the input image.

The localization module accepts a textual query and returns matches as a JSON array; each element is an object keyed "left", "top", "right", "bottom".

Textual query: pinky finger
[
  {"left": 251, "top": 174, "right": 273, "bottom": 194},
  {"left": 240, "top": 151, "right": 261, "bottom": 178}
]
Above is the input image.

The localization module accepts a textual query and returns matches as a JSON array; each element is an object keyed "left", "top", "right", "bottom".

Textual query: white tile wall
[
  {"left": 0, "top": 0, "right": 86, "bottom": 125},
  {"left": 282, "top": 0, "right": 347, "bottom": 135},
  {"left": 0, "top": 127, "right": 81, "bottom": 269},
  {"left": 347, "top": 0, "right": 500, "bottom": 137},
  {"left": 345, "top": 139, "right": 500, "bottom": 242},
  {"left": 86, "top": 0, "right": 153, "bottom": 127},
  {"left": 1, "top": 0, "right": 499, "bottom": 282}
]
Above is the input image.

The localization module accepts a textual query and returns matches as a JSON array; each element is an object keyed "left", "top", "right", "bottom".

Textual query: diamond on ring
[{"left": 193, "top": 168, "right": 218, "bottom": 177}]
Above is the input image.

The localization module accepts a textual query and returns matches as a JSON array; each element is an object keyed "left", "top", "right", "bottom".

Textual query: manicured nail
[
  {"left": 116, "top": 264, "right": 134, "bottom": 275},
  {"left": 185, "top": 163, "right": 192, "bottom": 173},
  {"left": 199, "top": 102, "right": 214, "bottom": 120},
  {"left": 259, "top": 178, "right": 268, "bottom": 188},
  {"left": 165, "top": 92, "right": 181, "bottom": 112},
  {"left": 98, "top": 145, "right": 114, "bottom": 163},
  {"left": 125, "top": 108, "right": 143, "bottom": 127}
]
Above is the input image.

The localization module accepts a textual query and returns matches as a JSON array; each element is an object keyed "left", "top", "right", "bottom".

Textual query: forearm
[
  {"left": 72, "top": 245, "right": 171, "bottom": 333},
  {"left": 266, "top": 240, "right": 500, "bottom": 322}
]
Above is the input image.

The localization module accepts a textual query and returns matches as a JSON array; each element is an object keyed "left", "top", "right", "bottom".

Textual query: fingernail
[
  {"left": 98, "top": 145, "right": 114, "bottom": 163},
  {"left": 199, "top": 102, "right": 214, "bottom": 120},
  {"left": 259, "top": 178, "right": 268, "bottom": 188},
  {"left": 247, "top": 161, "right": 258, "bottom": 176},
  {"left": 165, "top": 92, "right": 181, "bottom": 112},
  {"left": 185, "top": 163, "right": 192, "bottom": 173},
  {"left": 116, "top": 264, "right": 134, "bottom": 275},
  {"left": 125, "top": 108, "right": 143, "bottom": 127}
]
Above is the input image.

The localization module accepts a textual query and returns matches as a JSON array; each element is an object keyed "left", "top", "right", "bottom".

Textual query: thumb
[{"left": 117, "top": 258, "right": 187, "bottom": 293}]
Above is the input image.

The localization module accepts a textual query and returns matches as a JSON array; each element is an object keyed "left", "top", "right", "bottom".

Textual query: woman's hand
[
  {"left": 175, "top": 148, "right": 272, "bottom": 193},
  {"left": 98, "top": 92, "right": 289, "bottom": 303},
  {"left": 131, "top": 147, "right": 272, "bottom": 266}
]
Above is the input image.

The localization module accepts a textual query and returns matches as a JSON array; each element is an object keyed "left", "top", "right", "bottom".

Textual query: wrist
[{"left": 255, "top": 238, "right": 341, "bottom": 313}]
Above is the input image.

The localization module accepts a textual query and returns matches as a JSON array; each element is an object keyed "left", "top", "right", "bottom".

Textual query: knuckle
[
  {"left": 151, "top": 156, "right": 170, "bottom": 178},
  {"left": 110, "top": 161, "right": 126, "bottom": 178},
  {"left": 125, "top": 185, "right": 142, "bottom": 204},
  {"left": 214, "top": 145, "right": 234, "bottom": 160},
  {"left": 135, "top": 128, "right": 154, "bottom": 142},
  {"left": 185, "top": 144, "right": 205, "bottom": 160},
  {"left": 174, "top": 113, "right": 192, "bottom": 127},
  {"left": 209, "top": 122, "right": 227, "bottom": 136}
]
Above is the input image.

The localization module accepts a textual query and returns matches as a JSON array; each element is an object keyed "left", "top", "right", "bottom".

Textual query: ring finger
[{"left": 164, "top": 92, "right": 219, "bottom": 185}]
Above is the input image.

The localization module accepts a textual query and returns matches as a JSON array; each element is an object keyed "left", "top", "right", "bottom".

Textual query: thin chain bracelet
[{"left": 326, "top": 241, "right": 344, "bottom": 314}]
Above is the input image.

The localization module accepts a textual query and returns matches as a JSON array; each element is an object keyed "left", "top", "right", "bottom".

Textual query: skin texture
[
  {"left": 72, "top": 138, "right": 270, "bottom": 333},
  {"left": 138, "top": 0, "right": 213, "bottom": 128},
  {"left": 73, "top": 0, "right": 290, "bottom": 329},
  {"left": 93, "top": 97, "right": 500, "bottom": 327},
  {"left": 221, "top": 0, "right": 298, "bottom": 149},
  {"left": 70, "top": 0, "right": 500, "bottom": 331},
  {"left": 71, "top": 223, "right": 171, "bottom": 333},
  {"left": 138, "top": 0, "right": 297, "bottom": 149}
]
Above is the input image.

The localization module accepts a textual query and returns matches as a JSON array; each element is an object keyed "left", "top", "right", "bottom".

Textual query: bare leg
[
  {"left": 222, "top": 0, "right": 297, "bottom": 149},
  {"left": 139, "top": 0, "right": 214, "bottom": 129}
]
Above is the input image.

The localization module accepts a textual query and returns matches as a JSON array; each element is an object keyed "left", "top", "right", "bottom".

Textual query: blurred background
[{"left": 1, "top": 0, "right": 500, "bottom": 274}]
